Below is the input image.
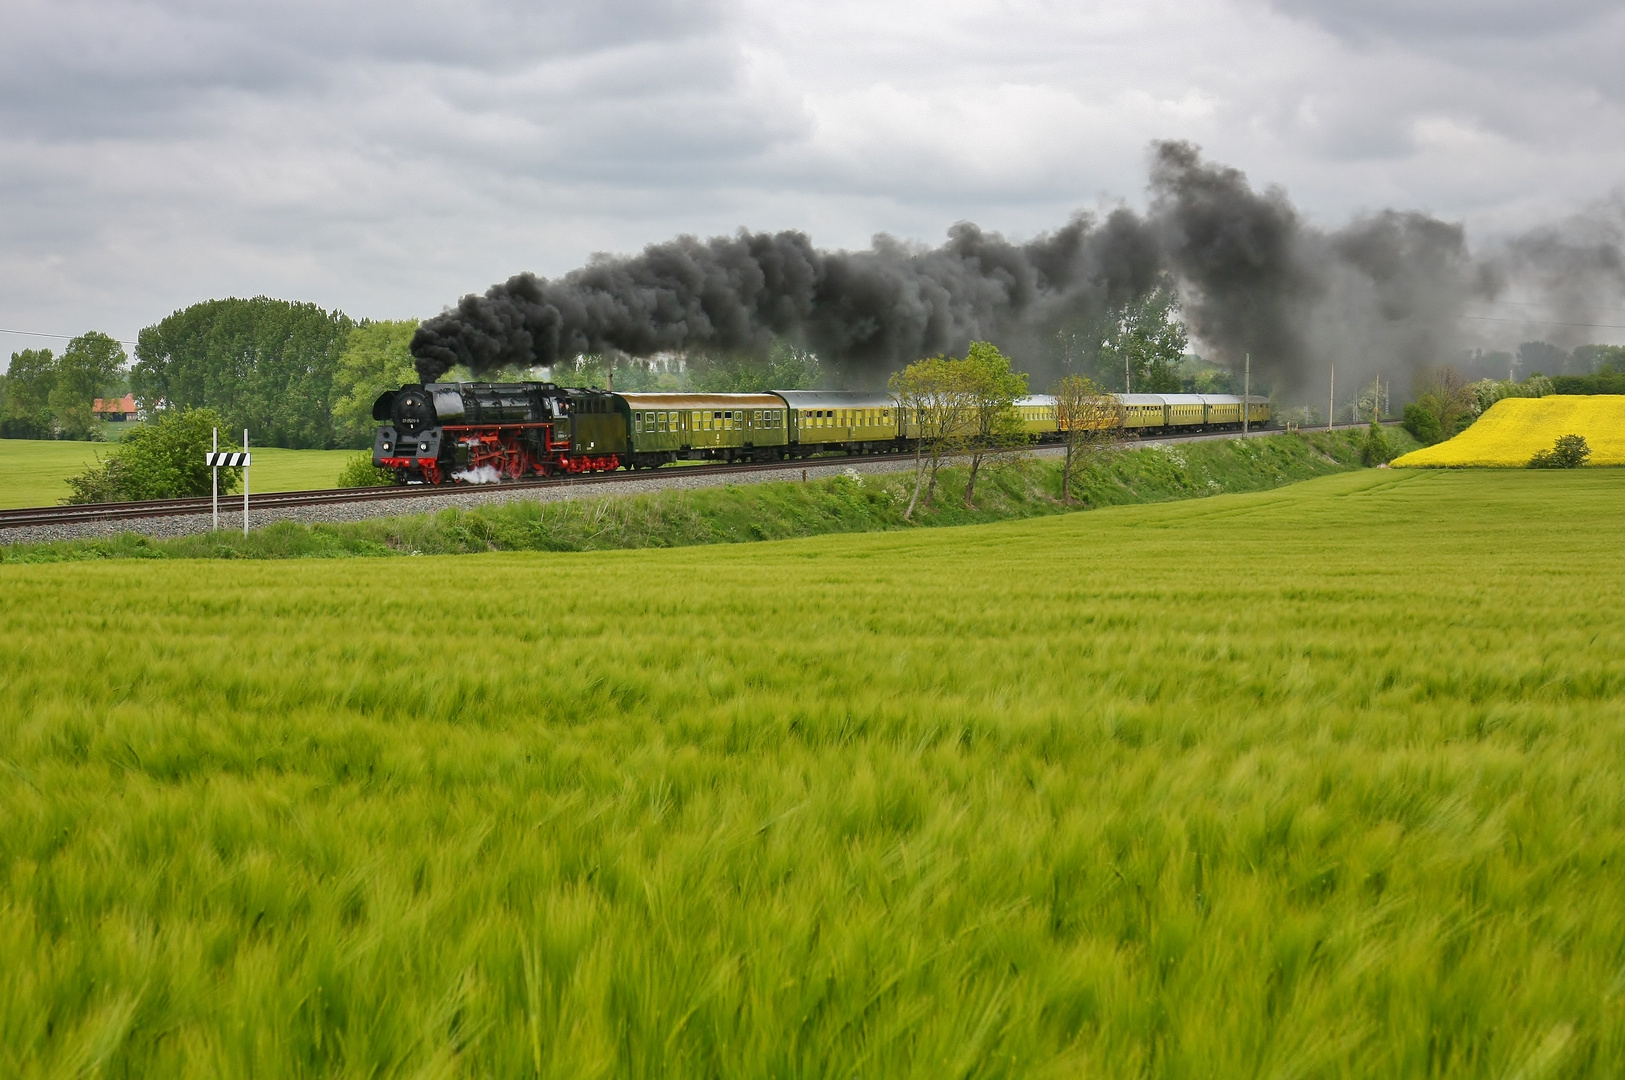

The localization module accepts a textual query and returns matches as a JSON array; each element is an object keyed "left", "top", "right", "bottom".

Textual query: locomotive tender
[{"left": 372, "top": 383, "right": 1269, "bottom": 485}]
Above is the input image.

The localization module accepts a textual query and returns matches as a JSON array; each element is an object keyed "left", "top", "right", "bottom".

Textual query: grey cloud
[
  {"left": 0, "top": 0, "right": 733, "bottom": 139},
  {"left": 1265, "top": 0, "right": 1617, "bottom": 42}
]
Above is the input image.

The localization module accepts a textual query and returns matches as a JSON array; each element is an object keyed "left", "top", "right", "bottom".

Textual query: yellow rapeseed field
[{"left": 1392, "top": 394, "right": 1625, "bottom": 467}]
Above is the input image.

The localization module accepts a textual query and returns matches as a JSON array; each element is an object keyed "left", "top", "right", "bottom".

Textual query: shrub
[
  {"left": 336, "top": 450, "right": 395, "bottom": 488},
  {"left": 62, "top": 408, "right": 239, "bottom": 503},
  {"left": 1402, "top": 402, "right": 1443, "bottom": 445},
  {"left": 1529, "top": 433, "right": 1591, "bottom": 469},
  {"left": 1361, "top": 419, "right": 1394, "bottom": 465}
]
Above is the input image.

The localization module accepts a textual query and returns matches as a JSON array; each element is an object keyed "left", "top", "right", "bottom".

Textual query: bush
[
  {"left": 1529, "top": 434, "right": 1591, "bottom": 469},
  {"left": 336, "top": 450, "right": 395, "bottom": 488},
  {"left": 1550, "top": 372, "right": 1625, "bottom": 395},
  {"left": 1402, "top": 402, "right": 1443, "bottom": 445},
  {"left": 1361, "top": 419, "right": 1394, "bottom": 465},
  {"left": 63, "top": 408, "right": 239, "bottom": 503},
  {"left": 0, "top": 416, "right": 54, "bottom": 440}
]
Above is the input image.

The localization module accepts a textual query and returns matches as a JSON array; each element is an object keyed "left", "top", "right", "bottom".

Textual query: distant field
[
  {"left": 0, "top": 438, "right": 360, "bottom": 508},
  {"left": 4, "top": 470, "right": 1624, "bottom": 1077},
  {"left": 1394, "top": 394, "right": 1625, "bottom": 467}
]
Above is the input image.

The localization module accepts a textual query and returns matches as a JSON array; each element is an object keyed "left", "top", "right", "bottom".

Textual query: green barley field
[
  {"left": 0, "top": 438, "right": 359, "bottom": 508},
  {"left": 3, "top": 468, "right": 1623, "bottom": 1077}
]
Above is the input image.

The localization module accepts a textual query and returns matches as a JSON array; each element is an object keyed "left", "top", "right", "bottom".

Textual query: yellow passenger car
[
  {"left": 1014, "top": 396, "right": 1059, "bottom": 439},
  {"left": 773, "top": 391, "right": 902, "bottom": 451},
  {"left": 1199, "top": 395, "right": 1241, "bottom": 426},
  {"left": 1160, "top": 395, "right": 1206, "bottom": 428},
  {"left": 1118, "top": 394, "right": 1168, "bottom": 430}
]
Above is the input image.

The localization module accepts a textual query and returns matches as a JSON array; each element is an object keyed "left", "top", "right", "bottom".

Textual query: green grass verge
[
  {"left": 3, "top": 429, "right": 1408, "bottom": 562},
  {"left": 0, "top": 439, "right": 363, "bottom": 509},
  {"left": 3, "top": 468, "right": 1623, "bottom": 1077}
]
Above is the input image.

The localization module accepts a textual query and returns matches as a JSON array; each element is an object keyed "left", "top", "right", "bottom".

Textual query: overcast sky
[{"left": 2, "top": 0, "right": 1622, "bottom": 365}]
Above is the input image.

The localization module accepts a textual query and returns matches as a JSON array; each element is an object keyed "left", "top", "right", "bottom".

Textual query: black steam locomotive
[{"left": 372, "top": 382, "right": 626, "bottom": 484}]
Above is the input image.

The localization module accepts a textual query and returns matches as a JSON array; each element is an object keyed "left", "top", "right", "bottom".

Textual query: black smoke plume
[
  {"left": 410, "top": 214, "right": 1161, "bottom": 387},
  {"left": 412, "top": 142, "right": 1625, "bottom": 396}
]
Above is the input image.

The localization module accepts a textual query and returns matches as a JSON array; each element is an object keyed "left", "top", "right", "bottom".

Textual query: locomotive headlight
[
  {"left": 419, "top": 442, "right": 429, "bottom": 451},
  {"left": 383, "top": 441, "right": 392, "bottom": 450}
]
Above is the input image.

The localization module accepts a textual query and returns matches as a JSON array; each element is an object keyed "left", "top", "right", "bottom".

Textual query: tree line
[
  {"left": 0, "top": 332, "right": 129, "bottom": 440},
  {"left": 2, "top": 298, "right": 419, "bottom": 449}
]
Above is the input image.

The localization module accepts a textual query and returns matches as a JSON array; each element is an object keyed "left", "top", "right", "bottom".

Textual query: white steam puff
[{"left": 450, "top": 465, "right": 505, "bottom": 485}]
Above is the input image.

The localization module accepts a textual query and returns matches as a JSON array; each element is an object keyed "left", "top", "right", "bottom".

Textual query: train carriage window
[{"left": 634, "top": 414, "right": 643, "bottom": 433}]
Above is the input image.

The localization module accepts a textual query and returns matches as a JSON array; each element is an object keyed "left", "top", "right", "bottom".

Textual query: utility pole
[
  {"left": 1328, "top": 363, "right": 1335, "bottom": 431},
  {"left": 1125, "top": 353, "right": 1131, "bottom": 394},
  {"left": 1242, "top": 352, "right": 1250, "bottom": 436}
]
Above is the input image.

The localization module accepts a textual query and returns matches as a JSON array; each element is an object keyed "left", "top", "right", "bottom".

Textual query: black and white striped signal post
[{"left": 206, "top": 428, "right": 252, "bottom": 536}]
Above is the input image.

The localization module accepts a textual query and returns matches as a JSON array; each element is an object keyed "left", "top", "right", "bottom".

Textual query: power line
[
  {"left": 1461, "top": 315, "right": 1625, "bottom": 330},
  {"left": 0, "top": 327, "right": 138, "bottom": 346}
]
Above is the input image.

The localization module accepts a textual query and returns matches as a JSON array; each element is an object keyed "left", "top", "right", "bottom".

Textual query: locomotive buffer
[{"left": 205, "top": 428, "right": 252, "bottom": 536}]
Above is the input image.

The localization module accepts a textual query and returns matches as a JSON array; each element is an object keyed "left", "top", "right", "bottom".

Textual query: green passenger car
[{"left": 618, "top": 393, "right": 788, "bottom": 466}]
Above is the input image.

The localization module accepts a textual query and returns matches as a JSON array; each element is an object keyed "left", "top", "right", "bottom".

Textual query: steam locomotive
[{"left": 371, "top": 383, "right": 1269, "bottom": 484}]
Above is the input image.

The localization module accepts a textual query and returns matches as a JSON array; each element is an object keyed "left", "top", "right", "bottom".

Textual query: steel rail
[{"left": 0, "top": 422, "right": 1387, "bottom": 531}]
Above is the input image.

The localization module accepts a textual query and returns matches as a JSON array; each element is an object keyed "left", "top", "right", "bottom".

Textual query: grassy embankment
[
  {"left": 0, "top": 438, "right": 360, "bottom": 509},
  {"left": 1394, "top": 394, "right": 1625, "bottom": 467},
  {"left": 2, "top": 428, "right": 1410, "bottom": 561},
  {"left": 3, "top": 468, "right": 1624, "bottom": 1077}
]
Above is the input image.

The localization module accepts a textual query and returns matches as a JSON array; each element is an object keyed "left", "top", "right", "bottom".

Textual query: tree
[
  {"left": 63, "top": 407, "right": 239, "bottom": 503},
  {"left": 959, "top": 342, "right": 1028, "bottom": 508},
  {"left": 689, "top": 340, "right": 823, "bottom": 392},
  {"left": 889, "top": 354, "right": 977, "bottom": 521},
  {"left": 330, "top": 319, "right": 419, "bottom": 448},
  {"left": 1099, "top": 281, "right": 1188, "bottom": 392},
  {"left": 1572, "top": 344, "right": 1625, "bottom": 375},
  {"left": 1053, "top": 374, "right": 1125, "bottom": 503},
  {"left": 1404, "top": 367, "right": 1476, "bottom": 445},
  {"left": 132, "top": 297, "right": 354, "bottom": 449},
  {"left": 1517, "top": 340, "right": 1568, "bottom": 377},
  {"left": 50, "top": 332, "right": 127, "bottom": 440},
  {"left": 1, "top": 348, "right": 57, "bottom": 439}
]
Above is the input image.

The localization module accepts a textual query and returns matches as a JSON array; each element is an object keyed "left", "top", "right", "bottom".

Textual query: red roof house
[{"left": 93, "top": 394, "right": 138, "bottom": 421}]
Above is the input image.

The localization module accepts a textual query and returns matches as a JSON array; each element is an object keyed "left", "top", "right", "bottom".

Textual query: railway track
[
  {"left": 0, "top": 422, "right": 1386, "bottom": 532},
  {"left": 0, "top": 456, "right": 838, "bottom": 529}
]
